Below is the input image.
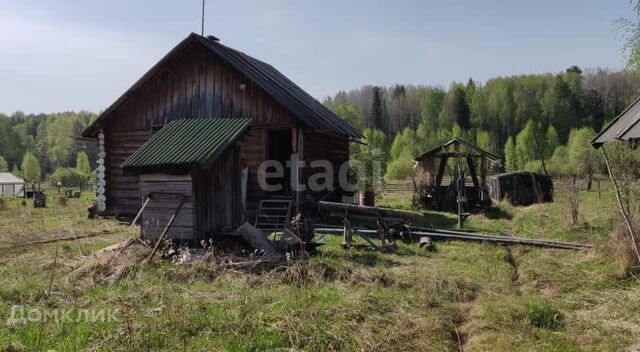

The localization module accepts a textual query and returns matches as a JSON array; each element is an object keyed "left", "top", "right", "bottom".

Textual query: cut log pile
[
  {"left": 313, "top": 225, "right": 592, "bottom": 250},
  {"left": 313, "top": 202, "right": 592, "bottom": 251}
]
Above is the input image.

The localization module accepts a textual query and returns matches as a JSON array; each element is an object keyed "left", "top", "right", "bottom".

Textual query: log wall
[{"left": 302, "top": 130, "right": 350, "bottom": 200}]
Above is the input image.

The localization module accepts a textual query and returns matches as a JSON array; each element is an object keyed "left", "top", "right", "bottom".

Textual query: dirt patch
[
  {"left": 504, "top": 246, "right": 521, "bottom": 292},
  {"left": 454, "top": 302, "right": 475, "bottom": 352}
]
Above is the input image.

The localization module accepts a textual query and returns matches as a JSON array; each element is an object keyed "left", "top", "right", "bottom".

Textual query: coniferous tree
[{"left": 371, "top": 86, "right": 385, "bottom": 132}]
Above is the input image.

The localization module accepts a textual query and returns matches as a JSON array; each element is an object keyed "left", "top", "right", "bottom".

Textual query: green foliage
[
  {"left": 21, "top": 152, "right": 41, "bottom": 185},
  {"left": 384, "top": 155, "right": 415, "bottom": 180},
  {"left": 0, "top": 111, "right": 97, "bottom": 178},
  {"left": 76, "top": 151, "right": 91, "bottom": 176},
  {"left": 439, "top": 83, "right": 470, "bottom": 129},
  {"left": 541, "top": 75, "right": 580, "bottom": 141},
  {"left": 523, "top": 160, "right": 543, "bottom": 173},
  {"left": 331, "top": 103, "right": 365, "bottom": 131},
  {"left": 616, "top": 2, "right": 640, "bottom": 72},
  {"left": 11, "top": 165, "right": 22, "bottom": 179},
  {"left": 420, "top": 88, "right": 445, "bottom": 132},
  {"left": 475, "top": 130, "right": 493, "bottom": 154},
  {"left": 390, "top": 128, "right": 419, "bottom": 159},
  {"left": 351, "top": 128, "right": 389, "bottom": 187},
  {"left": 451, "top": 123, "right": 463, "bottom": 139},
  {"left": 567, "top": 127, "right": 601, "bottom": 180},
  {"left": 504, "top": 137, "right": 516, "bottom": 171},
  {"left": 49, "top": 167, "right": 86, "bottom": 188},
  {"left": 548, "top": 145, "right": 570, "bottom": 176},
  {"left": 523, "top": 298, "right": 564, "bottom": 330},
  {"left": 0, "top": 155, "right": 7, "bottom": 172},
  {"left": 332, "top": 69, "right": 639, "bottom": 176},
  {"left": 353, "top": 128, "right": 389, "bottom": 164},
  {"left": 544, "top": 125, "right": 559, "bottom": 159},
  {"left": 371, "top": 86, "right": 385, "bottom": 131},
  {"left": 514, "top": 120, "right": 538, "bottom": 169}
]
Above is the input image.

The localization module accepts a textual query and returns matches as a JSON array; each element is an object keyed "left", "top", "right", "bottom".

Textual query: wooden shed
[
  {"left": 489, "top": 172, "right": 553, "bottom": 206},
  {"left": 81, "top": 33, "right": 361, "bottom": 243}
]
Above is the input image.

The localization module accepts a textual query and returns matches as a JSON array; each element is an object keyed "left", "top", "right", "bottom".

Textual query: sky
[{"left": 0, "top": 0, "right": 634, "bottom": 114}]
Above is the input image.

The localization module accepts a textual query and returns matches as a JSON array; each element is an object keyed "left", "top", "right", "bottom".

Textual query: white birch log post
[{"left": 97, "top": 129, "right": 106, "bottom": 212}]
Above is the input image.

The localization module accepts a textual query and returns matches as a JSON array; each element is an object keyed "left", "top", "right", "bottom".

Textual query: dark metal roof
[
  {"left": 415, "top": 138, "right": 500, "bottom": 161},
  {"left": 121, "top": 118, "right": 251, "bottom": 171},
  {"left": 82, "top": 33, "right": 361, "bottom": 139},
  {"left": 592, "top": 96, "right": 640, "bottom": 147},
  {"left": 490, "top": 171, "right": 552, "bottom": 179}
]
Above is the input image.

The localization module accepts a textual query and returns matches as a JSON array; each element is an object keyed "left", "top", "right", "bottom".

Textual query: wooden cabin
[
  {"left": 413, "top": 139, "right": 498, "bottom": 213},
  {"left": 81, "top": 33, "right": 361, "bottom": 243}
]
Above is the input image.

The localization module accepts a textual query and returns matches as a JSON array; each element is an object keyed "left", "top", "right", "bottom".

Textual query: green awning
[{"left": 122, "top": 118, "right": 251, "bottom": 171}]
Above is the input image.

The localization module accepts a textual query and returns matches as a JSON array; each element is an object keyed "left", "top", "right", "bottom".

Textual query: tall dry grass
[{"left": 604, "top": 212, "right": 640, "bottom": 277}]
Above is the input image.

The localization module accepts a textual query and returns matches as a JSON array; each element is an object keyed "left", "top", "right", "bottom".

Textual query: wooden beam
[
  {"left": 435, "top": 156, "right": 448, "bottom": 188},
  {"left": 466, "top": 156, "right": 480, "bottom": 189}
]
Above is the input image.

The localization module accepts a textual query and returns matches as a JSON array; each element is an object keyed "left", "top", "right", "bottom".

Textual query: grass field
[{"left": 0, "top": 181, "right": 639, "bottom": 351}]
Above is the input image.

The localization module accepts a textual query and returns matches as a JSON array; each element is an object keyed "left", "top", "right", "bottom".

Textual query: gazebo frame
[{"left": 413, "top": 139, "right": 499, "bottom": 227}]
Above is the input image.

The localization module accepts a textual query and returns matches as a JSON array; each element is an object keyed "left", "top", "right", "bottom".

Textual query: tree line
[
  {"left": 0, "top": 111, "right": 97, "bottom": 188},
  {"left": 325, "top": 67, "right": 640, "bottom": 182},
  {"left": 0, "top": 67, "right": 638, "bottom": 189}
]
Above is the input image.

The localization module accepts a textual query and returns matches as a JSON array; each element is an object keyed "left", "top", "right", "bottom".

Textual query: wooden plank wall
[
  {"left": 108, "top": 44, "right": 295, "bottom": 132},
  {"left": 103, "top": 43, "right": 297, "bottom": 216},
  {"left": 139, "top": 174, "right": 194, "bottom": 240},
  {"left": 303, "top": 130, "right": 350, "bottom": 199},
  {"left": 192, "top": 147, "right": 243, "bottom": 238}
]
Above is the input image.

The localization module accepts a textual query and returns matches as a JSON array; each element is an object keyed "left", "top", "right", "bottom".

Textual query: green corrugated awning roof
[{"left": 122, "top": 118, "right": 251, "bottom": 170}]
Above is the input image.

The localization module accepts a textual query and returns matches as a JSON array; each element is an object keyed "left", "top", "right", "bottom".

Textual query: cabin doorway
[{"left": 267, "top": 129, "right": 293, "bottom": 194}]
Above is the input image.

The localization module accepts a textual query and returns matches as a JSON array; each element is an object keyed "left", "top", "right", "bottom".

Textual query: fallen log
[
  {"left": 237, "top": 222, "right": 283, "bottom": 259},
  {"left": 313, "top": 226, "right": 591, "bottom": 250},
  {"left": 0, "top": 230, "right": 117, "bottom": 251},
  {"left": 317, "top": 201, "right": 422, "bottom": 221},
  {"left": 408, "top": 226, "right": 593, "bottom": 249}
]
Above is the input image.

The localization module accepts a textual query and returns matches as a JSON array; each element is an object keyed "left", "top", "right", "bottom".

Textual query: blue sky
[{"left": 0, "top": 0, "right": 633, "bottom": 114}]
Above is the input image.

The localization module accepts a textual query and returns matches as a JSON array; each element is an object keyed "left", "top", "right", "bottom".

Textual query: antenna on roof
[{"left": 201, "top": 0, "right": 205, "bottom": 35}]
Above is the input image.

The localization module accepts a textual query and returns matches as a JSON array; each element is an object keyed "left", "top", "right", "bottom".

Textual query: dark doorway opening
[{"left": 268, "top": 129, "right": 292, "bottom": 194}]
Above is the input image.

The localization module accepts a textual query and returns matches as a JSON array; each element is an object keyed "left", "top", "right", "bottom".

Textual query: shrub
[
  {"left": 548, "top": 145, "right": 570, "bottom": 177},
  {"left": 522, "top": 160, "right": 543, "bottom": 173},
  {"left": 49, "top": 168, "right": 86, "bottom": 188},
  {"left": 523, "top": 298, "right": 564, "bottom": 330},
  {"left": 0, "top": 197, "right": 6, "bottom": 211},
  {"left": 385, "top": 156, "right": 415, "bottom": 181}
]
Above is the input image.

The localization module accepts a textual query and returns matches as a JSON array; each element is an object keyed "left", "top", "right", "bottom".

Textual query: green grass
[{"left": 0, "top": 180, "right": 639, "bottom": 351}]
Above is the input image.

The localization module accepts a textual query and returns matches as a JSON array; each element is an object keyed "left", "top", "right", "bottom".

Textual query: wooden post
[
  {"left": 435, "top": 156, "right": 448, "bottom": 189},
  {"left": 455, "top": 143, "right": 465, "bottom": 228},
  {"left": 533, "top": 131, "right": 548, "bottom": 175},
  {"left": 597, "top": 179, "right": 601, "bottom": 199},
  {"left": 130, "top": 197, "right": 151, "bottom": 227},
  {"left": 480, "top": 156, "right": 488, "bottom": 210},
  {"left": 294, "top": 128, "right": 305, "bottom": 215},
  {"left": 145, "top": 196, "right": 186, "bottom": 264},
  {"left": 570, "top": 175, "right": 579, "bottom": 226}
]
